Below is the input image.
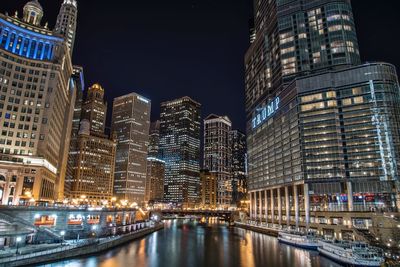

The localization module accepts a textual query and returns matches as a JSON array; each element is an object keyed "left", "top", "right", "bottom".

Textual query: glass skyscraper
[
  {"left": 246, "top": 0, "right": 400, "bottom": 242},
  {"left": 159, "top": 96, "right": 201, "bottom": 208}
]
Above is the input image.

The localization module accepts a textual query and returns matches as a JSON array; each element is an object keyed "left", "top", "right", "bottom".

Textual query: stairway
[{"left": 354, "top": 228, "right": 383, "bottom": 248}]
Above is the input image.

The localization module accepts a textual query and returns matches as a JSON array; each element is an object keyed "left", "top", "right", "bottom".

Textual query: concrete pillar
[
  {"left": 254, "top": 192, "right": 258, "bottom": 222},
  {"left": 347, "top": 181, "right": 353, "bottom": 212},
  {"left": 264, "top": 190, "right": 268, "bottom": 226},
  {"left": 249, "top": 192, "right": 253, "bottom": 220},
  {"left": 304, "top": 183, "right": 310, "bottom": 230},
  {"left": 285, "top": 186, "right": 290, "bottom": 227},
  {"left": 270, "top": 189, "right": 275, "bottom": 226},
  {"left": 258, "top": 191, "right": 262, "bottom": 223},
  {"left": 277, "top": 188, "right": 282, "bottom": 226},
  {"left": 294, "top": 185, "right": 299, "bottom": 229}
]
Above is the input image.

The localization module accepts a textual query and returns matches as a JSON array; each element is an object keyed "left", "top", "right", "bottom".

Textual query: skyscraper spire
[{"left": 55, "top": 0, "right": 78, "bottom": 56}]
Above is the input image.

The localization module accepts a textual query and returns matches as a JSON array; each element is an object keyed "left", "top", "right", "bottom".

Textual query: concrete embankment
[
  {"left": 234, "top": 222, "right": 279, "bottom": 237},
  {"left": 4, "top": 224, "right": 164, "bottom": 267}
]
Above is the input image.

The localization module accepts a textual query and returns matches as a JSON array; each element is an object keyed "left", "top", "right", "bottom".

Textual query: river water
[{"left": 38, "top": 219, "right": 341, "bottom": 267}]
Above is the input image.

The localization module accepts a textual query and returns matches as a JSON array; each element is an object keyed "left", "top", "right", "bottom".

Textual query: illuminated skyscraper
[
  {"left": 203, "top": 114, "right": 232, "bottom": 208},
  {"left": 0, "top": 1, "right": 76, "bottom": 204},
  {"left": 55, "top": 0, "right": 78, "bottom": 56},
  {"left": 200, "top": 169, "right": 217, "bottom": 209},
  {"left": 148, "top": 120, "right": 160, "bottom": 158},
  {"left": 159, "top": 97, "right": 201, "bottom": 208},
  {"left": 230, "top": 130, "right": 247, "bottom": 206},
  {"left": 81, "top": 83, "right": 107, "bottom": 135},
  {"left": 111, "top": 93, "right": 151, "bottom": 204},
  {"left": 145, "top": 157, "right": 165, "bottom": 203},
  {"left": 64, "top": 66, "right": 85, "bottom": 197},
  {"left": 247, "top": 0, "right": 400, "bottom": 241}
]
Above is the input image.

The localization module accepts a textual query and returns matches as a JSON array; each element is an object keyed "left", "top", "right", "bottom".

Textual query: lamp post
[
  {"left": 15, "top": 236, "right": 22, "bottom": 255},
  {"left": 60, "top": 231, "right": 65, "bottom": 246}
]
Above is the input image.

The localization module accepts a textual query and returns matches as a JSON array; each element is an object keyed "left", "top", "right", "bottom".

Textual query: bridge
[{"left": 153, "top": 209, "right": 235, "bottom": 222}]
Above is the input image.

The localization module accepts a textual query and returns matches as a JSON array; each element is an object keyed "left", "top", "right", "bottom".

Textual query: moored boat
[
  {"left": 318, "top": 240, "right": 384, "bottom": 267},
  {"left": 277, "top": 231, "right": 320, "bottom": 250}
]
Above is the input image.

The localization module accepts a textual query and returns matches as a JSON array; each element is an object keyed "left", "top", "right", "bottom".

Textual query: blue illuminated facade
[{"left": 0, "top": 17, "right": 63, "bottom": 61}]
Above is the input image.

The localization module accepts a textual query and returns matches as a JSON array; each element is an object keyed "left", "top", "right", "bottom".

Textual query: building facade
[
  {"left": 148, "top": 120, "right": 160, "bottom": 158},
  {"left": 0, "top": 1, "right": 76, "bottom": 204},
  {"left": 203, "top": 114, "right": 232, "bottom": 208},
  {"left": 230, "top": 130, "right": 247, "bottom": 206},
  {"left": 111, "top": 93, "right": 151, "bottom": 204},
  {"left": 69, "top": 120, "right": 116, "bottom": 203},
  {"left": 81, "top": 83, "right": 107, "bottom": 135},
  {"left": 159, "top": 96, "right": 201, "bottom": 208},
  {"left": 200, "top": 169, "right": 217, "bottom": 209},
  {"left": 145, "top": 157, "right": 165, "bottom": 203},
  {"left": 66, "top": 82, "right": 116, "bottom": 203},
  {"left": 55, "top": 0, "right": 78, "bottom": 56},
  {"left": 64, "top": 65, "right": 84, "bottom": 197},
  {"left": 246, "top": 0, "right": 400, "bottom": 240}
]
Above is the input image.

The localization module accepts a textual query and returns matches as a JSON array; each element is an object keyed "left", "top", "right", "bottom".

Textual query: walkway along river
[{"left": 38, "top": 219, "right": 341, "bottom": 267}]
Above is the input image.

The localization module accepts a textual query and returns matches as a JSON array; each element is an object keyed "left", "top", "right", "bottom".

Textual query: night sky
[{"left": 2, "top": 1, "right": 400, "bottom": 132}]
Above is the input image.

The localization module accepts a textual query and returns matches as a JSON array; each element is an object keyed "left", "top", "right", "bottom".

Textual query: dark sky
[{"left": 2, "top": 1, "right": 400, "bottom": 132}]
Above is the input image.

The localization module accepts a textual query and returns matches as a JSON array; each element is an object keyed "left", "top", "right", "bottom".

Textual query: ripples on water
[{"left": 38, "top": 219, "right": 341, "bottom": 267}]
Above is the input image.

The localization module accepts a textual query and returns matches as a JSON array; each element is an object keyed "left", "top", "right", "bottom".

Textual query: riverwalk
[{"left": 0, "top": 223, "right": 164, "bottom": 267}]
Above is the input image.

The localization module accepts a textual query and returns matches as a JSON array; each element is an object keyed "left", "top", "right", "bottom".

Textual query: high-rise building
[
  {"left": 145, "top": 157, "right": 165, "bottom": 203},
  {"left": 246, "top": 0, "right": 400, "bottom": 240},
  {"left": 69, "top": 120, "right": 116, "bottom": 203},
  {"left": 203, "top": 114, "right": 232, "bottom": 208},
  {"left": 65, "top": 81, "right": 116, "bottom": 203},
  {"left": 81, "top": 83, "right": 107, "bottom": 135},
  {"left": 55, "top": 0, "right": 78, "bottom": 56},
  {"left": 0, "top": 1, "right": 77, "bottom": 204},
  {"left": 230, "top": 130, "right": 247, "bottom": 206},
  {"left": 148, "top": 120, "right": 160, "bottom": 158},
  {"left": 159, "top": 96, "right": 201, "bottom": 208},
  {"left": 200, "top": 169, "right": 217, "bottom": 209},
  {"left": 111, "top": 93, "right": 151, "bottom": 204},
  {"left": 64, "top": 66, "right": 85, "bottom": 197}
]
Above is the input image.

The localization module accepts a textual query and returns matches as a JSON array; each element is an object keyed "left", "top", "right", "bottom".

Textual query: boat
[
  {"left": 277, "top": 230, "right": 320, "bottom": 250},
  {"left": 318, "top": 240, "right": 384, "bottom": 267}
]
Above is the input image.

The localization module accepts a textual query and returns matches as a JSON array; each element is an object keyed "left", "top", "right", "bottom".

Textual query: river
[{"left": 37, "top": 219, "right": 341, "bottom": 267}]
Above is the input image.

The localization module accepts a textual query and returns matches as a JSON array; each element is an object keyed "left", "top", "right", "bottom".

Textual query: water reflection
[{"left": 37, "top": 219, "right": 341, "bottom": 267}]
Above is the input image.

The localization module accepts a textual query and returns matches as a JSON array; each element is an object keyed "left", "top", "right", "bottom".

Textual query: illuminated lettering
[{"left": 252, "top": 97, "right": 280, "bottom": 129}]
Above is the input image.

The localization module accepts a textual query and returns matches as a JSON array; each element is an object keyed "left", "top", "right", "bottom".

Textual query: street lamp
[
  {"left": 15, "top": 236, "right": 22, "bottom": 255},
  {"left": 60, "top": 231, "right": 65, "bottom": 245}
]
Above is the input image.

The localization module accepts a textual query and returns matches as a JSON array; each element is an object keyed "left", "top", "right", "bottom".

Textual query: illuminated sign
[{"left": 252, "top": 97, "right": 280, "bottom": 129}]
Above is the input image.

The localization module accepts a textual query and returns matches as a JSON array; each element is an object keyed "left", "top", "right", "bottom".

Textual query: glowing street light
[{"left": 15, "top": 236, "right": 22, "bottom": 255}]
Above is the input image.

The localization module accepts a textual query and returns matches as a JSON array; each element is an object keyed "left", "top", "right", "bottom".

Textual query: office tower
[
  {"left": 112, "top": 93, "right": 151, "bottom": 204},
  {"left": 145, "top": 157, "right": 165, "bottom": 203},
  {"left": 246, "top": 0, "right": 400, "bottom": 240},
  {"left": 66, "top": 82, "right": 116, "bottom": 203},
  {"left": 148, "top": 120, "right": 160, "bottom": 158},
  {"left": 0, "top": 0, "right": 77, "bottom": 204},
  {"left": 159, "top": 97, "right": 201, "bottom": 208},
  {"left": 230, "top": 130, "right": 247, "bottom": 206},
  {"left": 55, "top": 0, "right": 78, "bottom": 55},
  {"left": 69, "top": 120, "right": 116, "bottom": 203},
  {"left": 64, "top": 66, "right": 85, "bottom": 197},
  {"left": 200, "top": 169, "right": 217, "bottom": 209},
  {"left": 203, "top": 114, "right": 232, "bottom": 208},
  {"left": 81, "top": 83, "right": 107, "bottom": 134}
]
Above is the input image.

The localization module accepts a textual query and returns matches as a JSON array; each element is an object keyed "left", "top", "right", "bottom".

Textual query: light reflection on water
[{"left": 37, "top": 220, "right": 341, "bottom": 267}]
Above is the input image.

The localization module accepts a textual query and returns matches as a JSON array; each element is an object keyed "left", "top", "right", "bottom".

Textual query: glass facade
[
  {"left": 246, "top": 0, "right": 400, "bottom": 238},
  {"left": 159, "top": 97, "right": 201, "bottom": 208}
]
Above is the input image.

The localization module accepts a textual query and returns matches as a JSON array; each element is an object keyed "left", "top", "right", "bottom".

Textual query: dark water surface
[{"left": 38, "top": 219, "right": 341, "bottom": 267}]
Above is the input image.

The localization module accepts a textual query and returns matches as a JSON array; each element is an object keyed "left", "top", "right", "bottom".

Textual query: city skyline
[{"left": 3, "top": 0, "right": 399, "bottom": 132}]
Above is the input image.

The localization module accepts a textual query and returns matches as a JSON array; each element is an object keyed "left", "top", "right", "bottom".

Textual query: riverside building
[
  {"left": 203, "top": 114, "right": 232, "bottom": 208},
  {"left": 246, "top": 0, "right": 400, "bottom": 240},
  {"left": 159, "top": 97, "right": 201, "bottom": 208},
  {"left": 111, "top": 93, "right": 151, "bottom": 205},
  {"left": 0, "top": 0, "right": 77, "bottom": 204}
]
